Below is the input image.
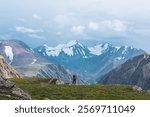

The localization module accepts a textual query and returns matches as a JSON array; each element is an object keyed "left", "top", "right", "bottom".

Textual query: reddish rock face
[{"left": 0, "top": 40, "right": 48, "bottom": 66}]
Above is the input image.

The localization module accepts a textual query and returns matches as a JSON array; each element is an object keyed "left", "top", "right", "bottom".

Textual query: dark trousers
[{"left": 72, "top": 79, "right": 76, "bottom": 84}]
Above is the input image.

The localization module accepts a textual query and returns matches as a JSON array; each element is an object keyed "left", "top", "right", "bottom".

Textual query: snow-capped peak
[
  {"left": 88, "top": 43, "right": 110, "bottom": 56},
  {"left": 64, "top": 40, "right": 78, "bottom": 48},
  {"left": 102, "top": 43, "right": 109, "bottom": 49},
  {"left": 36, "top": 40, "right": 145, "bottom": 62},
  {"left": 42, "top": 40, "right": 87, "bottom": 57},
  {"left": 31, "top": 59, "right": 37, "bottom": 64},
  {"left": 43, "top": 44, "right": 49, "bottom": 49},
  {"left": 115, "top": 46, "right": 121, "bottom": 51},
  {"left": 45, "top": 44, "right": 65, "bottom": 56}
]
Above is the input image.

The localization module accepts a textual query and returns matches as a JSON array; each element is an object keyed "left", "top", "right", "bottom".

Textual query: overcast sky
[{"left": 0, "top": 0, "right": 150, "bottom": 51}]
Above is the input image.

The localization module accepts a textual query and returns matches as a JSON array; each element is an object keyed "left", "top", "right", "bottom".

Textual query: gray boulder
[
  {"left": 48, "top": 78, "right": 65, "bottom": 85},
  {"left": 0, "top": 77, "right": 31, "bottom": 99}
]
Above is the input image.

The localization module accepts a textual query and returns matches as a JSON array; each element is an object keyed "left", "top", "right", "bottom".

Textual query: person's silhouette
[{"left": 72, "top": 74, "right": 77, "bottom": 84}]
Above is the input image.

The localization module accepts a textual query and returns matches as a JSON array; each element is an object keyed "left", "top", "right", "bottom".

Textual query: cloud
[
  {"left": 100, "top": 19, "right": 127, "bottom": 32},
  {"left": 88, "top": 22, "right": 99, "bottom": 31},
  {"left": 131, "top": 28, "right": 150, "bottom": 36},
  {"left": 28, "top": 34, "right": 44, "bottom": 39},
  {"left": 56, "top": 32, "right": 62, "bottom": 36},
  {"left": 71, "top": 25, "right": 85, "bottom": 34},
  {"left": 33, "top": 14, "right": 42, "bottom": 20},
  {"left": 54, "top": 15, "right": 69, "bottom": 24},
  {"left": 113, "top": 20, "right": 127, "bottom": 32},
  {"left": 16, "top": 27, "right": 43, "bottom": 33}
]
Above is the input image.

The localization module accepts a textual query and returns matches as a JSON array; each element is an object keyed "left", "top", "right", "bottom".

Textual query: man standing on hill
[{"left": 72, "top": 74, "right": 77, "bottom": 84}]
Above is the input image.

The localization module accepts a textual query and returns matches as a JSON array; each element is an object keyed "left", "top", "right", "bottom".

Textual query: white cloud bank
[
  {"left": 70, "top": 19, "right": 127, "bottom": 35},
  {"left": 33, "top": 14, "right": 42, "bottom": 20},
  {"left": 16, "top": 27, "right": 43, "bottom": 33},
  {"left": 71, "top": 25, "right": 85, "bottom": 34},
  {"left": 88, "top": 22, "right": 99, "bottom": 31},
  {"left": 28, "top": 34, "right": 44, "bottom": 39},
  {"left": 100, "top": 19, "right": 127, "bottom": 32}
]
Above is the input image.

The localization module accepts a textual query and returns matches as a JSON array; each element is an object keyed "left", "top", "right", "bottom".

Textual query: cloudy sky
[{"left": 0, "top": 0, "right": 150, "bottom": 51}]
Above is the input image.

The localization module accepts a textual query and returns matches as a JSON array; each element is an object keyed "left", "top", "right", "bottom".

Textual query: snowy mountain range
[
  {"left": 0, "top": 40, "right": 145, "bottom": 84},
  {"left": 35, "top": 40, "right": 92, "bottom": 58},
  {"left": 35, "top": 40, "right": 125, "bottom": 58},
  {"left": 35, "top": 40, "right": 145, "bottom": 83}
]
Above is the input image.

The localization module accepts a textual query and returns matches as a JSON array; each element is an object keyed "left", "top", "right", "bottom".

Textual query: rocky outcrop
[
  {"left": 0, "top": 76, "right": 31, "bottom": 99},
  {"left": 132, "top": 86, "right": 143, "bottom": 92},
  {"left": 0, "top": 57, "right": 31, "bottom": 99},
  {"left": 98, "top": 54, "right": 150, "bottom": 90},
  {"left": 0, "top": 57, "right": 20, "bottom": 79}
]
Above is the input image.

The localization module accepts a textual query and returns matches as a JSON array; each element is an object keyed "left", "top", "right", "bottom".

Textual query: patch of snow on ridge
[
  {"left": 115, "top": 46, "right": 121, "bottom": 51},
  {"left": 63, "top": 47, "right": 74, "bottom": 56},
  {"left": 116, "top": 57, "right": 122, "bottom": 60},
  {"left": 103, "top": 43, "right": 109, "bottom": 49},
  {"left": 31, "top": 59, "right": 37, "bottom": 64},
  {"left": 4, "top": 46, "right": 14, "bottom": 64},
  {"left": 122, "top": 46, "right": 128, "bottom": 55},
  {"left": 43, "top": 40, "right": 85, "bottom": 56},
  {"left": 45, "top": 44, "right": 65, "bottom": 56},
  {"left": 88, "top": 44, "right": 104, "bottom": 56},
  {"left": 43, "top": 44, "right": 49, "bottom": 48}
]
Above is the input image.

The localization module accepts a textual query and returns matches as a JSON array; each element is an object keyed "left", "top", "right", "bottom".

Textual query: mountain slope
[
  {"left": 36, "top": 63, "right": 83, "bottom": 84},
  {"left": 0, "top": 40, "right": 47, "bottom": 66},
  {"left": 35, "top": 40, "right": 145, "bottom": 83},
  {"left": 15, "top": 63, "right": 83, "bottom": 84},
  {"left": 98, "top": 54, "right": 150, "bottom": 90}
]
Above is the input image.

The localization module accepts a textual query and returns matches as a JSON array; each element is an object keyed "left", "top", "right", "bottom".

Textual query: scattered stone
[
  {"left": 11, "top": 86, "right": 32, "bottom": 100},
  {"left": 44, "top": 98, "right": 50, "bottom": 100},
  {"left": 48, "top": 79, "right": 65, "bottom": 85},
  {"left": 6, "top": 95, "right": 11, "bottom": 98},
  {"left": 132, "top": 86, "right": 143, "bottom": 92}
]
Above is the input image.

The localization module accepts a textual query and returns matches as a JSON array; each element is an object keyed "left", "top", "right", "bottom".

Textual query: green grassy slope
[
  {"left": 8, "top": 78, "right": 150, "bottom": 100},
  {"left": 0, "top": 93, "right": 21, "bottom": 100}
]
